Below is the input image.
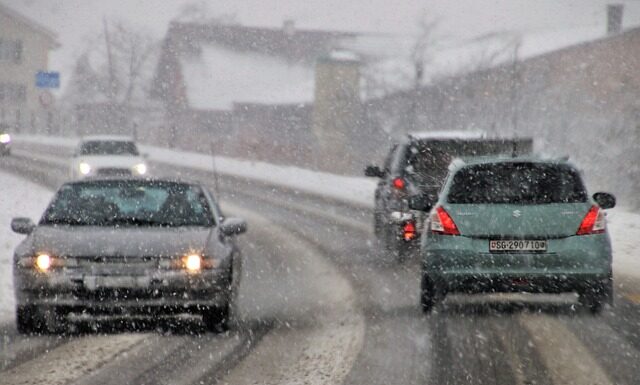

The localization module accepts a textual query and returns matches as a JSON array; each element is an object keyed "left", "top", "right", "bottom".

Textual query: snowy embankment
[
  {"left": 0, "top": 172, "right": 53, "bottom": 323},
  {"left": 14, "top": 135, "right": 376, "bottom": 208}
]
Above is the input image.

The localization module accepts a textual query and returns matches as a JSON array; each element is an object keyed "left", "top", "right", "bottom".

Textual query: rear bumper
[
  {"left": 436, "top": 273, "right": 610, "bottom": 294},
  {"left": 422, "top": 233, "right": 612, "bottom": 292},
  {"left": 14, "top": 268, "right": 231, "bottom": 313}
]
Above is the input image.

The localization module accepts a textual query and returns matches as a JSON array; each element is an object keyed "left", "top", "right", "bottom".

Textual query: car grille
[
  {"left": 96, "top": 168, "right": 131, "bottom": 176},
  {"left": 70, "top": 256, "right": 161, "bottom": 276}
]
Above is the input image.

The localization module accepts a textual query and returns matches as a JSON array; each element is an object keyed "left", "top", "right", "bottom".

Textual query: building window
[
  {"left": 0, "top": 39, "right": 23, "bottom": 64},
  {"left": 0, "top": 83, "right": 27, "bottom": 103}
]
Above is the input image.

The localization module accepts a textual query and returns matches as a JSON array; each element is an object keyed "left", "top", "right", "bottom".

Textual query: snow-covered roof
[
  {"left": 80, "top": 135, "right": 135, "bottom": 142},
  {"left": 180, "top": 45, "right": 316, "bottom": 110},
  {"left": 0, "top": 2, "right": 60, "bottom": 48},
  {"left": 408, "top": 130, "right": 486, "bottom": 140}
]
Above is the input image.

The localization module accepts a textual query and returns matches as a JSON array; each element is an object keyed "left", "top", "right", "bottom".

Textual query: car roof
[
  {"left": 80, "top": 135, "right": 135, "bottom": 142},
  {"left": 407, "top": 130, "right": 487, "bottom": 141},
  {"left": 63, "top": 176, "right": 202, "bottom": 187},
  {"left": 448, "top": 155, "right": 576, "bottom": 172}
]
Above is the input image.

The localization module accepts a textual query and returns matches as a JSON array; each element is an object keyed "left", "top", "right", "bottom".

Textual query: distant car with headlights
[
  {"left": 70, "top": 136, "right": 148, "bottom": 179},
  {"left": 0, "top": 127, "right": 11, "bottom": 155},
  {"left": 414, "top": 157, "right": 615, "bottom": 314},
  {"left": 11, "top": 177, "right": 247, "bottom": 333},
  {"left": 365, "top": 131, "right": 532, "bottom": 262}
]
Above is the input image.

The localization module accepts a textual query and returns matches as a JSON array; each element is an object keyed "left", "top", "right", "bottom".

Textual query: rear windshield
[
  {"left": 447, "top": 162, "right": 588, "bottom": 204},
  {"left": 400, "top": 139, "right": 530, "bottom": 191},
  {"left": 41, "top": 181, "right": 214, "bottom": 227},
  {"left": 79, "top": 140, "right": 139, "bottom": 156}
]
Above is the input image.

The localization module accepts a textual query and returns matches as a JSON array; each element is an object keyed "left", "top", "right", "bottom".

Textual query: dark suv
[{"left": 365, "top": 132, "right": 532, "bottom": 262}]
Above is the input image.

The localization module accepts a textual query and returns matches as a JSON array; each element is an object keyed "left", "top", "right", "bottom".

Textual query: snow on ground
[
  {"left": 15, "top": 135, "right": 377, "bottom": 208},
  {"left": 607, "top": 210, "right": 640, "bottom": 278},
  {"left": 0, "top": 171, "right": 53, "bottom": 323}
]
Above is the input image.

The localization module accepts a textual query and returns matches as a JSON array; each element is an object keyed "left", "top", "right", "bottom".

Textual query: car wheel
[
  {"left": 579, "top": 279, "right": 613, "bottom": 314},
  {"left": 420, "top": 275, "right": 444, "bottom": 314},
  {"left": 202, "top": 306, "right": 229, "bottom": 332}
]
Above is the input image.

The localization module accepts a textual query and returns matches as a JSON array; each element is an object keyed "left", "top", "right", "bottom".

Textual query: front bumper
[{"left": 14, "top": 268, "right": 231, "bottom": 313}]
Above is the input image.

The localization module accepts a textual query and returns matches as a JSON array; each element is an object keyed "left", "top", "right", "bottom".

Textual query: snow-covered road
[{"left": 4, "top": 139, "right": 640, "bottom": 385}]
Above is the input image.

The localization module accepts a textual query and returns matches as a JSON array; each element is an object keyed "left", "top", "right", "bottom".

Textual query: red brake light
[
  {"left": 576, "top": 205, "right": 606, "bottom": 235},
  {"left": 431, "top": 206, "right": 460, "bottom": 235},
  {"left": 392, "top": 177, "right": 405, "bottom": 190},
  {"left": 403, "top": 221, "right": 417, "bottom": 241}
]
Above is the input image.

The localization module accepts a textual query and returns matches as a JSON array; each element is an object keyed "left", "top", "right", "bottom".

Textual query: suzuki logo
[{"left": 512, "top": 210, "right": 522, "bottom": 218}]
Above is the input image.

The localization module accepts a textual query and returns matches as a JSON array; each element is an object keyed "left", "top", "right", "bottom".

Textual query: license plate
[
  {"left": 489, "top": 240, "right": 547, "bottom": 252},
  {"left": 84, "top": 276, "right": 149, "bottom": 290}
]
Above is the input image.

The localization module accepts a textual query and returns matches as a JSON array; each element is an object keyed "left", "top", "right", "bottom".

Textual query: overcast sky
[{"left": 4, "top": 0, "right": 640, "bottom": 90}]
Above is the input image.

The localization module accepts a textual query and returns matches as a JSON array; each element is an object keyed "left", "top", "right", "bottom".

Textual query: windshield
[
  {"left": 79, "top": 140, "right": 139, "bottom": 156},
  {"left": 40, "top": 181, "right": 213, "bottom": 227},
  {"left": 448, "top": 162, "right": 588, "bottom": 204}
]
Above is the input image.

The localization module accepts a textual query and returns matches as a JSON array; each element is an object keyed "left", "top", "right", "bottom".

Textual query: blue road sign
[{"left": 36, "top": 71, "right": 60, "bottom": 89}]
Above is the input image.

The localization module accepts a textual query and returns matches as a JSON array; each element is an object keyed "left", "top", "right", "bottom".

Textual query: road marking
[{"left": 519, "top": 315, "right": 613, "bottom": 385}]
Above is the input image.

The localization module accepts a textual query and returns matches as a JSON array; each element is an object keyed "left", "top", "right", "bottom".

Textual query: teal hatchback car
[{"left": 413, "top": 157, "right": 616, "bottom": 314}]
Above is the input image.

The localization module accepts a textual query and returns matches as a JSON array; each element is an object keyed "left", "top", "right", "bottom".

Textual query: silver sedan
[{"left": 11, "top": 177, "right": 246, "bottom": 333}]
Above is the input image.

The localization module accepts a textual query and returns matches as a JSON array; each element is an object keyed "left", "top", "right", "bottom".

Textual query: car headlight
[
  {"left": 133, "top": 163, "right": 147, "bottom": 175},
  {"left": 35, "top": 254, "right": 52, "bottom": 272},
  {"left": 183, "top": 254, "right": 202, "bottom": 272},
  {"left": 79, "top": 162, "right": 91, "bottom": 175},
  {"left": 0, "top": 133, "right": 10, "bottom": 144}
]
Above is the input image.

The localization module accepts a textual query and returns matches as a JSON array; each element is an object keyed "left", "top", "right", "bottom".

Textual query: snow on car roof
[
  {"left": 408, "top": 130, "right": 486, "bottom": 140},
  {"left": 80, "top": 135, "right": 136, "bottom": 142}
]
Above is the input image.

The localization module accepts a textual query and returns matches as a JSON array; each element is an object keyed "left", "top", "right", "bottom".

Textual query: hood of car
[
  {"left": 30, "top": 225, "right": 213, "bottom": 257},
  {"left": 75, "top": 155, "right": 145, "bottom": 169}
]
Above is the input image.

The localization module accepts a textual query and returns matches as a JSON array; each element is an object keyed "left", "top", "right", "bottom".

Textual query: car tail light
[
  {"left": 576, "top": 205, "right": 606, "bottom": 235},
  {"left": 403, "top": 221, "right": 417, "bottom": 241},
  {"left": 430, "top": 206, "right": 460, "bottom": 235},
  {"left": 392, "top": 177, "right": 405, "bottom": 190}
]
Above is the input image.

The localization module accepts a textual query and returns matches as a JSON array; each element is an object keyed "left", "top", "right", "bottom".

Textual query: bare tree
[{"left": 64, "top": 18, "right": 158, "bottom": 107}]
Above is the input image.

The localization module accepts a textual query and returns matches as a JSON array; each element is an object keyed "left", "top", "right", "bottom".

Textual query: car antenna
[{"left": 210, "top": 141, "right": 220, "bottom": 197}]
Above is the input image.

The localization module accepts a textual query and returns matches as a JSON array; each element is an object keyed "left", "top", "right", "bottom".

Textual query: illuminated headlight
[
  {"left": 35, "top": 254, "right": 52, "bottom": 272},
  {"left": 184, "top": 254, "right": 202, "bottom": 272},
  {"left": 79, "top": 162, "right": 91, "bottom": 175},
  {"left": 0, "top": 133, "right": 10, "bottom": 144},
  {"left": 133, "top": 163, "right": 147, "bottom": 175}
]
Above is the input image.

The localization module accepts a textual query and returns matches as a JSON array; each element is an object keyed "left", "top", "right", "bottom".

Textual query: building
[
  {"left": 151, "top": 20, "right": 392, "bottom": 172},
  {"left": 0, "top": 2, "right": 59, "bottom": 132},
  {"left": 371, "top": 6, "right": 640, "bottom": 205}
]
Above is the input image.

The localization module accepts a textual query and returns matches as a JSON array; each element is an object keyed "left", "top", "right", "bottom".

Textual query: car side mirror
[
  {"left": 593, "top": 192, "right": 616, "bottom": 209},
  {"left": 11, "top": 217, "right": 35, "bottom": 234},
  {"left": 364, "top": 165, "right": 385, "bottom": 178},
  {"left": 408, "top": 194, "right": 433, "bottom": 212},
  {"left": 220, "top": 217, "right": 247, "bottom": 236}
]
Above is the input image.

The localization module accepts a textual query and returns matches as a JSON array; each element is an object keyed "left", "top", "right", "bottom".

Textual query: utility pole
[{"left": 103, "top": 16, "right": 116, "bottom": 102}]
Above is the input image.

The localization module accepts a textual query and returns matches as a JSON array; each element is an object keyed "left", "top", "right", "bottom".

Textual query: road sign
[{"left": 36, "top": 71, "right": 60, "bottom": 89}]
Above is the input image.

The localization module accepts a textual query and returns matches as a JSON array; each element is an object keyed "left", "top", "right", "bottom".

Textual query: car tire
[
  {"left": 579, "top": 279, "right": 613, "bottom": 314},
  {"left": 420, "top": 275, "right": 443, "bottom": 314}
]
